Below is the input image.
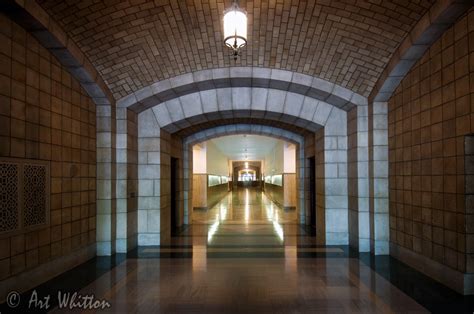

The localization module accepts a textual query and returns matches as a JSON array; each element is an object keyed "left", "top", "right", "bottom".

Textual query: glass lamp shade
[{"left": 223, "top": 4, "right": 247, "bottom": 50}]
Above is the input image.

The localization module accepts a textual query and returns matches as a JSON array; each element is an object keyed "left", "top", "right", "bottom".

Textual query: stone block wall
[
  {"left": 465, "top": 135, "right": 474, "bottom": 273},
  {"left": 0, "top": 14, "right": 96, "bottom": 297},
  {"left": 137, "top": 109, "right": 161, "bottom": 245},
  {"left": 115, "top": 108, "right": 138, "bottom": 252},
  {"left": 137, "top": 109, "right": 184, "bottom": 245},
  {"left": 96, "top": 103, "right": 116, "bottom": 256},
  {"left": 369, "top": 102, "right": 389, "bottom": 254},
  {"left": 387, "top": 9, "right": 474, "bottom": 293},
  {"left": 323, "top": 109, "right": 349, "bottom": 245},
  {"left": 348, "top": 105, "right": 370, "bottom": 252}
]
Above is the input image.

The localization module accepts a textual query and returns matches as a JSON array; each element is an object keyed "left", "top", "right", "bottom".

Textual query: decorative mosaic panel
[
  {"left": 23, "top": 164, "right": 47, "bottom": 227},
  {"left": 0, "top": 163, "right": 19, "bottom": 233}
]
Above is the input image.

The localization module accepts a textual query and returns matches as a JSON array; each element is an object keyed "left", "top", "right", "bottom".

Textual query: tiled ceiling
[{"left": 37, "top": 0, "right": 435, "bottom": 99}]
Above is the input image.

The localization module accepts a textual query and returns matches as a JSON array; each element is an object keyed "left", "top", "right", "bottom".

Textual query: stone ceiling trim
[
  {"left": 117, "top": 67, "right": 368, "bottom": 113},
  {"left": 370, "top": 0, "right": 473, "bottom": 102},
  {"left": 160, "top": 110, "right": 323, "bottom": 134},
  {"left": 0, "top": 0, "right": 114, "bottom": 106},
  {"left": 175, "top": 118, "right": 312, "bottom": 138},
  {"left": 184, "top": 124, "right": 304, "bottom": 147},
  {"left": 142, "top": 87, "right": 347, "bottom": 134}
]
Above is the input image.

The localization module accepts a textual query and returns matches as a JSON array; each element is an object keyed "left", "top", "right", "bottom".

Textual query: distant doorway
[
  {"left": 171, "top": 157, "right": 179, "bottom": 234},
  {"left": 308, "top": 156, "right": 316, "bottom": 227}
]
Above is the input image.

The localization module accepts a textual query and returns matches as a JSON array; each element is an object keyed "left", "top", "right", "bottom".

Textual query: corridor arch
[{"left": 134, "top": 82, "right": 352, "bottom": 247}]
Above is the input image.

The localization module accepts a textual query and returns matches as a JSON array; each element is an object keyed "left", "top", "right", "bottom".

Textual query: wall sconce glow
[{"left": 223, "top": 1, "right": 247, "bottom": 60}]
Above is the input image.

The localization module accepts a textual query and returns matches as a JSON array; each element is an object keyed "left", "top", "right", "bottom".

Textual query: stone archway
[
  {"left": 109, "top": 67, "right": 387, "bottom": 255},
  {"left": 111, "top": 68, "right": 380, "bottom": 255},
  {"left": 134, "top": 81, "right": 353, "bottom": 246}
]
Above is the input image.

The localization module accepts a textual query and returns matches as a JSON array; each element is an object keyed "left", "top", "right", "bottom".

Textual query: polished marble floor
[
  {"left": 193, "top": 187, "right": 298, "bottom": 224},
  {"left": 2, "top": 188, "right": 474, "bottom": 313}
]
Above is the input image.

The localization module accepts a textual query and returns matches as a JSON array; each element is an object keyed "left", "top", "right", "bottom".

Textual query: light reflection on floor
[
  {"left": 193, "top": 187, "right": 296, "bottom": 246},
  {"left": 46, "top": 187, "right": 430, "bottom": 313}
]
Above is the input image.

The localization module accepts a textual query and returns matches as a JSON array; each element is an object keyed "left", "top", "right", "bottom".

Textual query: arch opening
[
  {"left": 187, "top": 134, "right": 300, "bottom": 236},
  {"left": 118, "top": 70, "right": 357, "bottom": 253},
  {"left": 136, "top": 101, "right": 349, "bottom": 247}
]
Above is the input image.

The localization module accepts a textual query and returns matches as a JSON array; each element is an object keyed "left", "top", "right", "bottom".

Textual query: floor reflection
[
  {"left": 193, "top": 187, "right": 297, "bottom": 224},
  {"left": 46, "top": 187, "right": 431, "bottom": 313},
  {"left": 192, "top": 187, "right": 295, "bottom": 247}
]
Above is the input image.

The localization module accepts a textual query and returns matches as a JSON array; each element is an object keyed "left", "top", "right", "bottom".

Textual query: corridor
[
  {"left": 2, "top": 1, "right": 474, "bottom": 311},
  {"left": 6, "top": 188, "right": 469, "bottom": 313}
]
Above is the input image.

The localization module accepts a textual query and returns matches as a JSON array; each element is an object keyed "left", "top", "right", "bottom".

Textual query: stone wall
[
  {"left": 369, "top": 102, "right": 389, "bottom": 254},
  {"left": 115, "top": 108, "right": 138, "bottom": 252},
  {"left": 322, "top": 109, "right": 349, "bottom": 244},
  {"left": 137, "top": 109, "right": 184, "bottom": 245},
  {"left": 137, "top": 110, "right": 161, "bottom": 245},
  {"left": 466, "top": 135, "right": 474, "bottom": 275},
  {"left": 348, "top": 105, "right": 370, "bottom": 252},
  {"left": 0, "top": 14, "right": 96, "bottom": 298},
  {"left": 387, "top": 9, "right": 474, "bottom": 293}
]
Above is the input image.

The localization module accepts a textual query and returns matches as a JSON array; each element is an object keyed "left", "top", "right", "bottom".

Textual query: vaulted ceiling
[{"left": 37, "top": 0, "right": 435, "bottom": 99}]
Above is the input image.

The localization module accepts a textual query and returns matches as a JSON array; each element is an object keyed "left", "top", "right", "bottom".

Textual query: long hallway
[
  {"left": 6, "top": 189, "right": 471, "bottom": 313},
  {"left": 2, "top": 1, "right": 474, "bottom": 312}
]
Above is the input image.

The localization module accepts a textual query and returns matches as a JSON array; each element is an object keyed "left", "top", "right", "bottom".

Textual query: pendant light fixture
[{"left": 223, "top": 0, "right": 248, "bottom": 60}]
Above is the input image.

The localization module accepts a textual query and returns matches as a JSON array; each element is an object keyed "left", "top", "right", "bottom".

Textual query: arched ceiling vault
[
  {"left": 37, "top": 0, "right": 436, "bottom": 99},
  {"left": 117, "top": 67, "right": 367, "bottom": 113},
  {"left": 183, "top": 124, "right": 304, "bottom": 148},
  {"left": 2, "top": 0, "right": 471, "bottom": 110},
  {"left": 175, "top": 118, "right": 312, "bottom": 138}
]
